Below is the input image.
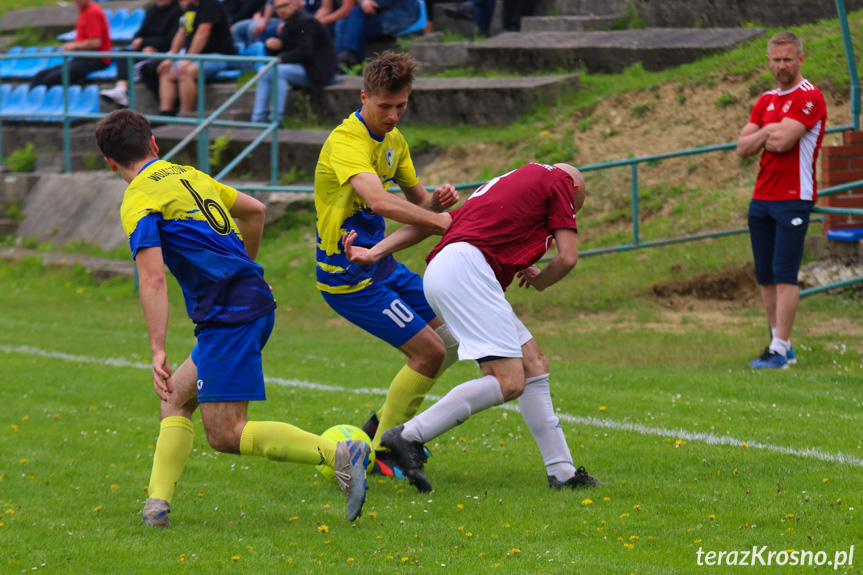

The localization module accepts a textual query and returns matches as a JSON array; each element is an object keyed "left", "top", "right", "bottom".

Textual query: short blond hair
[{"left": 768, "top": 32, "right": 803, "bottom": 55}]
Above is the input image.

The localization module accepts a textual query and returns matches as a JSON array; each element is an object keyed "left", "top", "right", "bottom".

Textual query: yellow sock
[
  {"left": 373, "top": 365, "right": 436, "bottom": 451},
  {"left": 147, "top": 416, "right": 194, "bottom": 503},
  {"left": 240, "top": 421, "right": 337, "bottom": 467}
]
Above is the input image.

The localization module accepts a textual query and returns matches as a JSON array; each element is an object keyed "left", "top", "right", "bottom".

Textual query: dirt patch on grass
[{"left": 651, "top": 266, "right": 760, "bottom": 310}]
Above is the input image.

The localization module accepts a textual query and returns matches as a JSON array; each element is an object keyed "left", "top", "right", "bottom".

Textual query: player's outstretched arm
[
  {"left": 351, "top": 173, "right": 451, "bottom": 233},
  {"left": 518, "top": 228, "right": 579, "bottom": 292},
  {"left": 401, "top": 182, "right": 459, "bottom": 213},
  {"left": 229, "top": 192, "right": 267, "bottom": 261},
  {"left": 343, "top": 216, "right": 449, "bottom": 264},
  {"left": 136, "top": 246, "right": 174, "bottom": 401}
]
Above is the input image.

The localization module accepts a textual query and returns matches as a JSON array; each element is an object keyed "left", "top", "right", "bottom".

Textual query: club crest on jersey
[
  {"left": 385, "top": 149, "right": 395, "bottom": 169},
  {"left": 782, "top": 101, "right": 793, "bottom": 114},
  {"left": 802, "top": 100, "right": 814, "bottom": 115}
]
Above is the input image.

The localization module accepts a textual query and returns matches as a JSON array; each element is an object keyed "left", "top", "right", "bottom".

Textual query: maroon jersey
[
  {"left": 426, "top": 163, "right": 578, "bottom": 289},
  {"left": 749, "top": 80, "right": 826, "bottom": 201}
]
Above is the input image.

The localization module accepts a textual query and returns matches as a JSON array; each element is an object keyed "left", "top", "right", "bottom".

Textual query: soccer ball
[{"left": 316, "top": 424, "right": 376, "bottom": 482}]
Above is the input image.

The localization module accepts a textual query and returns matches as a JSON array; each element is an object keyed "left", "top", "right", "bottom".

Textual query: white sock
[
  {"left": 769, "top": 337, "right": 790, "bottom": 356},
  {"left": 518, "top": 374, "right": 575, "bottom": 481},
  {"left": 403, "top": 375, "right": 504, "bottom": 444},
  {"left": 771, "top": 327, "right": 777, "bottom": 339},
  {"left": 434, "top": 323, "right": 460, "bottom": 378}
]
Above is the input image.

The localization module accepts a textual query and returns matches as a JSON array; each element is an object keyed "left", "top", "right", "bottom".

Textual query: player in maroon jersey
[
  {"left": 342, "top": 162, "right": 601, "bottom": 492},
  {"left": 736, "top": 32, "right": 827, "bottom": 369}
]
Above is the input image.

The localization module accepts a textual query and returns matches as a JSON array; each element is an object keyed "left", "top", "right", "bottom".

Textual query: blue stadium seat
[
  {"left": 37, "top": 85, "right": 67, "bottom": 121},
  {"left": 87, "top": 61, "right": 118, "bottom": 80},
  {"left": 1, "top": 46, "right": 37, "bottom": 80},
  {"left": 0, "top": 46, "right": 23, "bottom": 78},
  {"left": 108, "top": 8, "right": 129, "bottom": 38},
  {"left": 45, "top": 47, "right": 63, "bottom": 69},
  {"left": 21, "top": 84, "right": 47, "bottom": 121},
  {"left": 0, "top": 84, "right": 11, "bottom": 110},
  {"left": 113, "top": 8, "right": 145, "bottom": 41},
  {"left": 1, "top": 84, "right": 28, "bottom": 118},
  {"left": 68, "top": 84, "right": 99, "bottom": 118},
  {"left": 14, "top": 46, "right": 55, "bottom": 80},
  {"left": 394, "top": 0, "right": 427, "bottom": 37}
]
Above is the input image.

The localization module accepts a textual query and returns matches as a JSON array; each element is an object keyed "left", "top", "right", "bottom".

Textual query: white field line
[{"left": 4, "top": 344, "right": 863, "bottom": 468}]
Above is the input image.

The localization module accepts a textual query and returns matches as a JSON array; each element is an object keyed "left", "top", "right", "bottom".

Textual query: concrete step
[
  {"left": 551, "top": 0, "right": 627, "bottom": 16},
  {"left": 151, "top": 125, "right": 329, "bottom": 178},
  {"left": 300, "top": 74, "right": 579, "bottom": 126},
  {"left": 520, "top": 15, "right": 620, "bottom": 32},
  {"left": 467, "top": 28, "right": 764, "bottom": 73}
]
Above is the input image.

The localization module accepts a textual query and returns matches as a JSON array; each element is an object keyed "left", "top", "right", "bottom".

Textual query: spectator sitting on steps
[
  {"left": 100, "top": 0, "right": 184, "bottom": 108},
  {"left": 30, "top": 0, "right": 111, "bottom": 88}
]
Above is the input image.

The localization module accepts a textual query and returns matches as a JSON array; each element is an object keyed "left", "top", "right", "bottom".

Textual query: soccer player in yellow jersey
[
  {"left": 95, "top": 109, "right": 370, "bottom": 526},
  {"left": 314, "top": 51, "right": 460, "bottom": 481}
]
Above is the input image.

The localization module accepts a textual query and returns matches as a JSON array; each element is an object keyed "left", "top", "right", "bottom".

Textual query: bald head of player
[{"left": 553, "top": 163, "right": 586, "bottom": 212}]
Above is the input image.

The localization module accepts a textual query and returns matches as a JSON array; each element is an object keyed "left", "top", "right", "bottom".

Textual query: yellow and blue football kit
[
  {"left": 121, "top": 159, "right": 276, "bottom": 402},
  {"left": 315, "top": 111, "right": 436, "bottom": 348}
]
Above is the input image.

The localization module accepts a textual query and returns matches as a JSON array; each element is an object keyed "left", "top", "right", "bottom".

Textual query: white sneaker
[{"left": 99, "top": 86, "right": 129, "bottom": 108}]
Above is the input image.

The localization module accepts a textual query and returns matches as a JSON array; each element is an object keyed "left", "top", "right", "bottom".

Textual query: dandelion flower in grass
[
  {"left": 457, "top": 504, "right": 464, "bottom": 509},
  {"left": 630, "top": 535, "right": 639, "bottom": 541},
  {"left": 322, "top": 504, "right": 330, "bottom": 509},
  {"left": 466, "top": 532, "right": 473, "bottom": 537},
  {"left": 823, "top": 478, "right": 829, "bottom": 483},
  {"left": 603, "top": 497, "right": 611, "bottom": 502},
  {"left": 633, "top": 505, "right": 640, "bottom": 511},
  {"left": 741, "top": 442, "right": 748, "bottom": 448},
  {"left": 786, "top": 514, "right": 794, "bottom": 519},
  {"left": 620, "top": 513, "right": 629, "bottom": 518},
  {"left": 317, "top": 525, "right": 329, "bottom": 533},
  {"left": 598, "top": 406, "right": 606, "bottom": 412},
  {"left": 10, "top": 424, "right": 18, "bottom": 431},
  {"left": 709, "top": 515, "right": 715, "bottom": 520},
  {"left": 231, "top": 556, "right": 239, "bottom": 562},
  {"left": 401, "top": 557, "right": 409, "bottom": 563},
  {"left": 77, "top": 288, "right": 84, "bottom": 294},
  {"left": 508, "top": 548, "right": 521, "bottom": 554},
  {"left": 368, "top": 512, "right": 377, "bottom": 518},
  {"left": 624, "top": 543, "right": 634, "bottom": 549},
  {"left": 111, "top": 484, "right": 119, "bottom": 491},
  {"left": 347, "top": 558, "right": 355, "bottom": 563},
  {"left": 582, "top": 499, "right": 593, "bottom": 505},
  {"left": 19, "top": 459, "right": 28, "bottom": 464},
  {"left": 93, "top": 506, "right": 102, "bottom": 512},
  {"left": 694, "top": 539, "right": 702, "bottom": 543},
  {"left": 288, "top": 516, "right": 298, "bottom": 521},
  {"left": 540, "top": 130, "right": 549, "bottom": 136}
]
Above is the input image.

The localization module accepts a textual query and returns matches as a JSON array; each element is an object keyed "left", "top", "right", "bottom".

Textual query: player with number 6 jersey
[{"left": 98, "top": 109, "right": 370, "bottom": 527}]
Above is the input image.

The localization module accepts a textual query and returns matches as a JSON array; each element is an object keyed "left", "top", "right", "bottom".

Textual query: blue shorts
[
  {"left": 748, "top": 199, "right": 814, "bottom": 285},
  {"left": 321, "top": 262, "right": 436, "bottom": 348},
  {"left": 192, "top": 311, "right": 275, "bottom": 403}
]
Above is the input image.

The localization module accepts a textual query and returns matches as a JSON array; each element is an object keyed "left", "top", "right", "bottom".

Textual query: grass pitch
[{"left": 1, "top": 225, "right": 861, "bottom": 574}]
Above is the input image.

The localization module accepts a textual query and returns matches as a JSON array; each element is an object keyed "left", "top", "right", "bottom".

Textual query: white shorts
[{"left": 423, "top": 242, "right": 532, "bottom": 361}]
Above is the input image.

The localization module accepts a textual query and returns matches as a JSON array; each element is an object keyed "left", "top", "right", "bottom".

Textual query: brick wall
[{"left": 819, "top": 131, "right": 863, "bottom": 233}]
